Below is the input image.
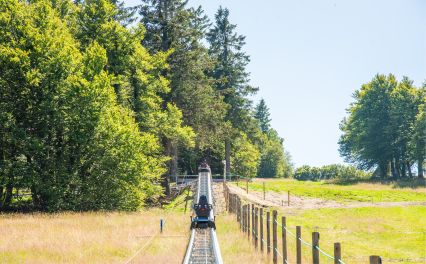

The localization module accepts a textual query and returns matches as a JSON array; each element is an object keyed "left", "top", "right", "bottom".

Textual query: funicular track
[{"left": 182, "top": 172, "right": 223, "bottom": 264}]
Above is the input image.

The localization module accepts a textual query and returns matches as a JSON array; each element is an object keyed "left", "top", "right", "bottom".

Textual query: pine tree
[
  {"left": 139, "top": 0, "right": 226, "bottom": 177},
  {"left": 207, "top": 6, "right": 258, "bottom": 175},
  {"left": 254, "top": 99, "right": 271, "bottom": 132}
]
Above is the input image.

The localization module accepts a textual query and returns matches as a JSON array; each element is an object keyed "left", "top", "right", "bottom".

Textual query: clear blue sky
[{"left": 125, "top": 0, "right": 426, "bottom": 167}]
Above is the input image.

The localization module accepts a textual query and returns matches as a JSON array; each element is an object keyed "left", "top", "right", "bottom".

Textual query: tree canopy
[
  {"left": 339, "top": 74, "right": 425, "bottom": 178},
  {"left": 0, "top": 0, "right": 292, "bottom": 211}
]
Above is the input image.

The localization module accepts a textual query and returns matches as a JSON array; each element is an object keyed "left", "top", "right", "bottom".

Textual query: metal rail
[{"left": 182, "top": 172, "right": 223, "bottom": 264}]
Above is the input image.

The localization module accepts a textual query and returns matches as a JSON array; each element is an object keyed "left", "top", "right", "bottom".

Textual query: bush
[{"left": 294, "top": 164, "right": 371, "bottom": 181}]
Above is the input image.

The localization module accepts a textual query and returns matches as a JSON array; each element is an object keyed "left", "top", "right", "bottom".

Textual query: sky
[{"left": 124, "top": 0, "right": 426, "bottom": 167}]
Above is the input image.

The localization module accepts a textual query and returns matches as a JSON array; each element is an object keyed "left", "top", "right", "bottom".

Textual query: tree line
[
  {"left": 0, "top": 0, "right": 292, "bottom": 211},
  {"left": 339, "top": 74, "right": 425, "bottom": 179},
  {"left": 294, "top": 164, "right": 372, "bottom": 181}
]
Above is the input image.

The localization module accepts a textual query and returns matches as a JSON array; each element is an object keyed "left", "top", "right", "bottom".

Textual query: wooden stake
[
  {"left": 312, "top": 232, "right": 320, "bottom": 264},
  {"left": 296, "top": 226, "right": 302, "bottom": 264},
  {"left": 288, "top": 190, "right": 290, "bottom": 206},
  {"left": 247, "top": 204, "right": 250, "bottom": 239},
  {"left": 251, "top": 204, "right": 254, "bottom": 242},
  {"left": 255, "top": 207, "right": 258, "bottom": 249},
  {"left": 369, "top": 256, "right": 382, "bottom": 264},
  {"left": 263, "top": 182, "right": 266, "bottom": 200},
  {"left": 267, "top": 211, "right": 271, "bottom": 254},
  {"left": 334, "top": 243, "right": 341, "bottom": 264},
  {"left": 243, "top": 205, "right": 246, "bottom": 233},
  {"left": 260, "top": 208, "right": 264, "bottom": 252},
  {"left": 282, "top": 216, "right": 287, "bottom": 263},
  {"left": 246, "top": 179, "right": 249, "bottom": 194},
  {"left": 272, "top": 210, "right": 278, "bottom": 264}
]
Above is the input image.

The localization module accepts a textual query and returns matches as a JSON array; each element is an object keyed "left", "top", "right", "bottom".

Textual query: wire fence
[{"left": 223, "top": 183, "right": 383, "bottom": 264}]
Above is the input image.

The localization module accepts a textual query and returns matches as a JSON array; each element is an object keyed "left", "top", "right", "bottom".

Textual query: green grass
[
  {"left": 246, "top": 179, "right": 426, "bottom": 202},
  {"left": 279, "top": 206, "right": 426, "bottom": 263},
  {"left": 163, "top": 188, "right": 194, "bottom": 212}
]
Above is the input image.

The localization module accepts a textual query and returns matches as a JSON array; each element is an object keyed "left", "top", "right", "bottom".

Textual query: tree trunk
[
  {"left": 419, "top": 158, "right": 424, "bottom": 178},
  {"left": 379, "top": 162, "right": 387, "bottom": 178},
  {"left": 171, "top": 141, "right": 178, "bottom": 177},
  {"left": 31, "top": 185, "right": 40, "bottom": 208},
  {"left": 395, "top": 158, "right": 401, "bottom": 178},
  {"left": 161, "top": 137, "right": 171, "bottom": 196},
  {"left": 225, "top": 139, "right": 231, "bottom": 177},
  {"left": 401, "top": 161, "right": 407, "bottom": 178},
  {"left": 391, "top": 159, "right": 397, "bottom": 178},
  {"left": 0, "top": 186, "right": 4, "bottom": 209},
  {"left": 406, "top": 161, "right": 413, "bottom": 178},
  {"left": 386, "top": 161, "right": 392, "bottom": 178},
  {"left": 4, "top": 178, "right": 13, "bottom": 208}
]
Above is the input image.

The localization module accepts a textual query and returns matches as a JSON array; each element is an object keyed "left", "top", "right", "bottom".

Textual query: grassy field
[
  {"left": 216, "top": 214, "right": 271, "bottom": 263},
  {"left": 0, "top": 210, "right": 189, "bottom": 263},
  {"left": 245, "top": 178, "right": 426, "bottom": 202},
  {"left": 229, "top": 178, "right": 426, "bottom": 263},
  {"left": 0, "top": 190, "right": 269, "bottom": 264},
  {"left": 278, "top": 206, "right": 426, "bottom": 264}
]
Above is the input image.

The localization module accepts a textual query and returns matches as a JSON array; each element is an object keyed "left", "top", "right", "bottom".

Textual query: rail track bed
[{"left": 183, "top": 171, "right": 223, "bottom": 264}]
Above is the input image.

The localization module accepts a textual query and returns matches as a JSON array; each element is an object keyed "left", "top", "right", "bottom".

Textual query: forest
[
  {"left": 0, "top": 0, "right": 424, "bottom": 212},
  {"left": 0, "top": 0, "right": 292, "bottom": 211}
]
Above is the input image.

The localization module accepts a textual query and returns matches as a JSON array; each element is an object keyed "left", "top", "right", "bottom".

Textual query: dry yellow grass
[
  {"left": 0, "top": 209, "right": 272, "bottom": 263},
  {"left": 216, "top": 214, "right": 272, "bottom": 264},
  {"left": 0, "top": 210, "right": 189, "bottom": 264}
]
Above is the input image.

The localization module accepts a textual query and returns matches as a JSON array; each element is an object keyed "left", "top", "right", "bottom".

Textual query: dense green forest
[
  {"left": 0, "top": 0, "right": 292, "bottom": 211},
  {"left": 339, "top": 74, "right": 425, "bottom": 179}
]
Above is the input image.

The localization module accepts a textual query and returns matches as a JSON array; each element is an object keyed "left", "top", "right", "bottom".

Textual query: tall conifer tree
[
  {"left": 254, "top": 99, "right": 271, "bottom": 133},
  {"left": 139, "top": 0, "right": 226, "bottom": 176},
  {"left": 207, "top": 6, "right": 258, "bottom": 175}
]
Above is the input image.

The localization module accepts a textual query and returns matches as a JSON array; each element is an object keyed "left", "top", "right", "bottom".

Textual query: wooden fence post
[
  {"left": 369, "top": 256, "right": 382, "bottom": 264},
  {"left": 272, "top": 210, "right": 278, "bottom": 264},
  {"left": 255, "top": 207, "right": 258, "bottom": 249},
  {"left": 243, "top": 205, "right": 246, "bottom": 232},
  {"left": 241, "top": 204, "right": 246, "bottom": 232},
  {"left": 247, "top": 204, "right": 250, "bottom": 239},
  {"left": 229, "top": 193, "right": 231, "bottom": 212},
  {"left": 225, "top": 189, "right": 228, "bottom": 211},
  {"left": 246, "top": 178, "right": 249, "bottom": 194},
  {"left": 288, "top": 191, "right": 290, "bottom": 206},
  {"left": 237, "top": 198, "right": 241, "bottom": 226},
  {"left": 252, "top": 204, "right": 255, "bottom": 243},
  {"left": 260, "top": 208, "right": 264, "bottom": 252},
  {"left": 245, "top": 204, "right": 248, "bottom": 233},
  {"left": 242, "top": 205, "right": 246, "bottom": 233},
  {"left": 296, "top": 226, "right": 302, "bottom": 264},
  {"left": 267, "top": 211, "right": 271, "bottom": 254},
  {"left": 312, "top": 232, "right": 320, "bottom": 264},
  {"left": 240, "top": 204, "right": 243, "bottom": 230},
  {"left": 282, "top": 216, "right": 287, "bottom": 263},
  {"left": 240, "top": 199, "right": 242, "bottom": 228},
  {"left": 263, "top": 182, "right": 266, "bottom": 200},
  {"left": 334, "top": 243, "right": 341, "bottom": 264}
]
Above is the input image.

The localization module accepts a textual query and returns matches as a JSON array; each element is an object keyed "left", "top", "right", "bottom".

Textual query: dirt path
[{"left": 227, "top": 184, "right": 426, "bottom": 212}]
